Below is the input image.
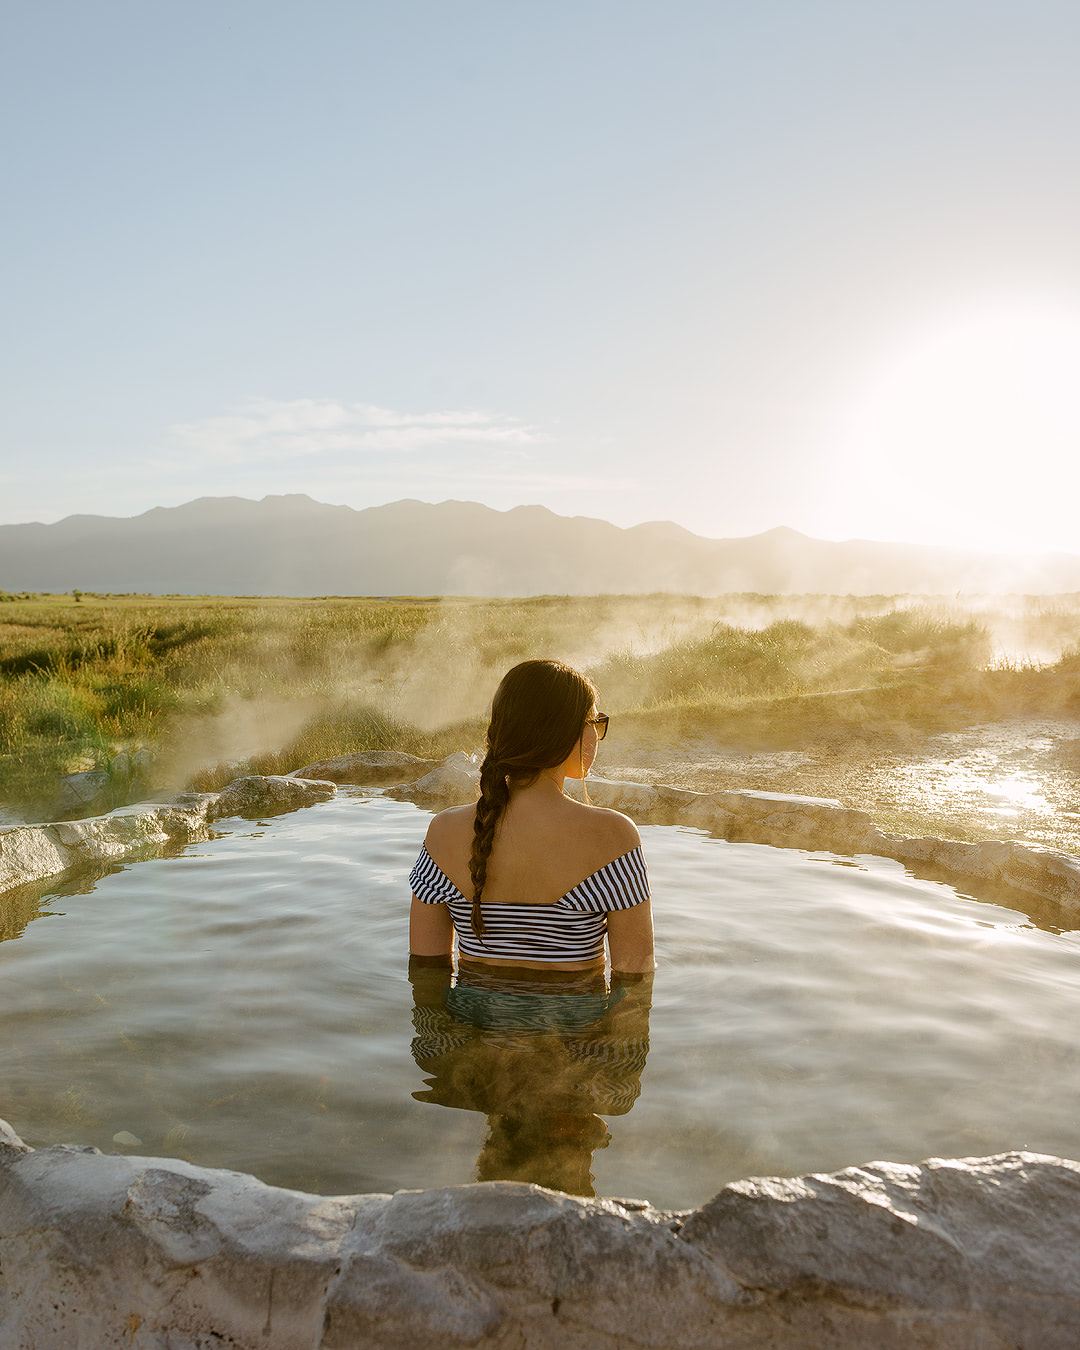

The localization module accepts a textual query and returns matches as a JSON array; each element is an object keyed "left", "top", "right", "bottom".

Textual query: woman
[{"left": 409, "top": 658, "right": 654, "bottom": 974}]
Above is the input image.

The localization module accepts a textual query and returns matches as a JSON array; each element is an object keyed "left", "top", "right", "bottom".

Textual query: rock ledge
[
  {"left": 5, "top": 752, "right": 1080, "bottom": 926},
  {"left": 0, "top": 775, "right": 335, "bottom": 896},
  {"left": 1, "top": 1120, "right": 1078, "bottom": 1348}
]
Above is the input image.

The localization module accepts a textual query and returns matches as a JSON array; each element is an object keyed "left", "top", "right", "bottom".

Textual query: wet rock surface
[
  {"left": 0, "top": 775, "right": 336, "bottom": 895},
  {"left": 2, "top": 1118, "right": 1078, "bottom": 1349},
  {"left": 385, "top": 751, "right": 481, "bottom": 805},
  {"left": 212, "top": 773, "right": 336, "bottom": 818},
  {"left": 49, "top": 768, "right": 112, "bottom": 817},
  {"left": 291, "top": 750, "right": 440, "bottom": 785},
  {"left": 602, "top": 713, "right": 1080, "bottom": 854}
]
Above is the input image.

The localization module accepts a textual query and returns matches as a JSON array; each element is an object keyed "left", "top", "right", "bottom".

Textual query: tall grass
[
  {"left": 0, "top": 592, "right": 1075, "bottom": 817},
  {"left": 590, "top": 610, "right": 993, "bottom": 714}
]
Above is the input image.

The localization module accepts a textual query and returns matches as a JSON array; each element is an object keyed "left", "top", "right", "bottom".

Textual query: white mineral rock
[
  {"left": 0, "top": 776, "right": 335, "bottom": 895},
  {"left": 386, "top": 752, "right": 481, "bottom": 806},
  {"left": 211, "top": 774, "right": 336, "bottom": 820},
  {"left": 2, "top": 1118, "right": 1078, "bottom": 1348}
]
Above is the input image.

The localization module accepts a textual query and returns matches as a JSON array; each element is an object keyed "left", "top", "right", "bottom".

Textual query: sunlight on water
[
  {"left": 982, "top": 773, "right": 1052, "bottom": 812},
  {"left": 1, "top": 791, "right": 1078, "bottom": 1208},
  {"left": 919, "top": 767, "right": 1053, "bottom": 817},
  {"left": 892, "top": 724, "right": 1063, "bottom": 828}
]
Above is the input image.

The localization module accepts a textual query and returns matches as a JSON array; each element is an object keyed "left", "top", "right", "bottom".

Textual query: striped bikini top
[{"left": 409, "top": 844, "right": 650, "bottom": 964}]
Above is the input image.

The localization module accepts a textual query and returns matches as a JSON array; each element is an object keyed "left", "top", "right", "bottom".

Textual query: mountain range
[{"left": 1, "top": 495, "right": 1077, "bottom": 596}]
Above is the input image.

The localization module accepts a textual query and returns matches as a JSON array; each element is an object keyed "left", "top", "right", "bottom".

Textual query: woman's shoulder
[
  {"left": 577, "top": 802, "right": 642, "bottom": 854},
  {"left": 424, "top": 804, "right": 474, "bottom": 853}
]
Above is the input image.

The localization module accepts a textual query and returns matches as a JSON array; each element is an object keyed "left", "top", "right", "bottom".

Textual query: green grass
[{"left": 0, "top": 591, "right": 1078, "bottom": 817}]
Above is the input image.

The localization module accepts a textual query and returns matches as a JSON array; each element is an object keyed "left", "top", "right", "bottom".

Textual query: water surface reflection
[
  {"left": 409, "top": 958, "right": 652, "bottom": 1195},
  {"left": 6, "top": 794, "right": 1080, "bottom": 1207}
]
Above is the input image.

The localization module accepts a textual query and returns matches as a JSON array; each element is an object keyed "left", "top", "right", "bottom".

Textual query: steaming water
[{"left": 2, "top": 791, "right": 1079, "bottom": 1208}]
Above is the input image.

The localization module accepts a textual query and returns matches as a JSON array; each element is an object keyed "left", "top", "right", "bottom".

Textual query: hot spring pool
[{"left": 2, "top": 790, "right": 1079, "bottom": 1208}]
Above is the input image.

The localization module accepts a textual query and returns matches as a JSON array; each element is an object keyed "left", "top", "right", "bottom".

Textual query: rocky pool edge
[
  {"left": 3, "top": 748, "right": 1078, "bottom": 926},
  {"left": 2, "top": 1117, "right": 1079, "bottom": 1348},
  {"left": 4, "top": 751, "right": 1080, "bottom": 1345}
]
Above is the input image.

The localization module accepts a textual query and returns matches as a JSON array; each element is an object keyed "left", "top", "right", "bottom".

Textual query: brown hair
[{"left": 469, "top": 659, "right": 598, "bottom": 942}]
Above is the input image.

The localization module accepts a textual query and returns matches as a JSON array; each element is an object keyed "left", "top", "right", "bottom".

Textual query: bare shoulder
[
  {"left": 424, "top": 803, "right": 475, "bottom": 853},
  {"left": 583, "top": 804, "right": 642, "bottom": 854}
]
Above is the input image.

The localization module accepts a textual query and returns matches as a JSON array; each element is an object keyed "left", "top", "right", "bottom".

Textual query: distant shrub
[{"left": 852, "top": 611, "right": 992, "bottom": 670}]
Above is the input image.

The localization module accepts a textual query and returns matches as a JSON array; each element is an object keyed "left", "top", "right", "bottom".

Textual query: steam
[
  {"left": 150, "top": 592, "right": 1080, "bottom": 791},
  {"left": 158, "top": 693, "right": 329, "bottom": 786}
]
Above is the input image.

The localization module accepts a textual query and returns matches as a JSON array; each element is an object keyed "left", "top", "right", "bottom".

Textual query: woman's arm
[
  {"left": 408, "top": 954, "right": 452, "bottom": 1007},
  {"left": 410, "top": 895, "right": 455, "bottom": 958},
  {"left": 606, "top": 899, "right": 655, "bottom": 974}
]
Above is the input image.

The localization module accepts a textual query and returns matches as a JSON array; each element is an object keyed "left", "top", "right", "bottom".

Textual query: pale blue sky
[{"left": 4, "top": 1, "right": 1080, "bottom": 552}]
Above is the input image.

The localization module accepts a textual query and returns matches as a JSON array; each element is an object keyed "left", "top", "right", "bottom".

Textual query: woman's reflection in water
[{"left": 408, "top": 957, "right": 653, "bottom": 1196}]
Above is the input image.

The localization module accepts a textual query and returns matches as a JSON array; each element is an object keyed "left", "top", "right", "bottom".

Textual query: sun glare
[{"left": 826, "top": 302, "right": 1080, "bottom": 554}]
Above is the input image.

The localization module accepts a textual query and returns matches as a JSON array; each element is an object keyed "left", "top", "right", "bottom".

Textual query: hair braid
[
  {"left": 469, "top": 754, "right": 511, "bottom": 942},
  {"left": 463, "top": 659, "right": 598, "bottom": 946}
]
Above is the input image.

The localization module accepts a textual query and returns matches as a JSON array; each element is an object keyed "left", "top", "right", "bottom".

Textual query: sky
[{"left": 3, "top": 0, "right": 1080, "bottom": 555}]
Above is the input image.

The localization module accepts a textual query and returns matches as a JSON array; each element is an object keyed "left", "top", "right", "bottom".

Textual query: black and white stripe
[{"left": 409, "top": 845, "right": 650, "bottom": 964}]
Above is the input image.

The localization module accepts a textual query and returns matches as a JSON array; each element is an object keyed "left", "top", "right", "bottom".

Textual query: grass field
[{"left": 1, "top": 590, "right": 1078, "bottom": 819}]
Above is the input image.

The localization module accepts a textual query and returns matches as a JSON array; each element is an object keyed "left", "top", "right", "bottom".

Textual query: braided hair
[{"left": 468, "top": 659, "right": 598, "bottom": 942}]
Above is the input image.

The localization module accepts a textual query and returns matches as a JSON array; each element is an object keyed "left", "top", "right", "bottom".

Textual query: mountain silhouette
[{"left": 1, "top": 495, "right": 1077, "bottom": 595}]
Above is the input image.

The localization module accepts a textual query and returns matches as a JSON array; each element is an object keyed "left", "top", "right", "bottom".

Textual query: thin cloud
[
  {"left": 319, "top": 466, "right": 625, "bottom": 500},
  {"left": 2, "top": 397, "right": 628, "bottom": 524},
  {"left": 165, "top": 398, "right": 543, "bottom": 465}
]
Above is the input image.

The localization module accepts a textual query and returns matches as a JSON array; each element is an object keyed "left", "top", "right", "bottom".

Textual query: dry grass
[{"left": 1, "top": 591, "right": 1078, "bottom": 817}]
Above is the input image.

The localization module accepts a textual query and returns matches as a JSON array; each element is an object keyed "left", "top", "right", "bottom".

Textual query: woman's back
[
  {"left": 413, "top": 792, "right": 652, "bottom": 971},
  {"left": 424, "top": 793, "right": 640, "bottom": 908},
  {"left": 408, "top": 657, "right": 654, "bottom": 973}
]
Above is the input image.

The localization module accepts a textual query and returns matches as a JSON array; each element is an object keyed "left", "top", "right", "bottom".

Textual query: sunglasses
[{"left": 587, "top": 712, "right": 609, "bottom": 740}]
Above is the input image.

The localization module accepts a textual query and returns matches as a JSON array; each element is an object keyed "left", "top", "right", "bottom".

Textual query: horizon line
[{"left": 0, "top": 492, "right": 1068, "bottom": 562}]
